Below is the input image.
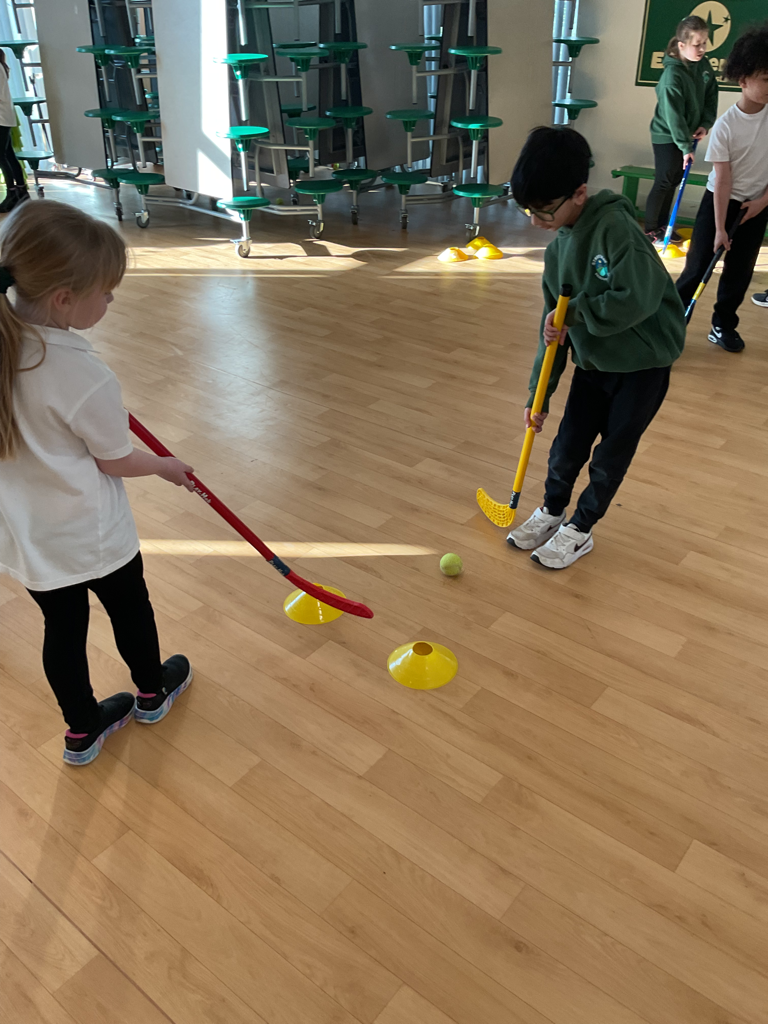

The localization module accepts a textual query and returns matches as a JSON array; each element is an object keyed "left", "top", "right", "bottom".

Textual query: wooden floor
[{"left": 2, "top": 178, "right": 768, "bottom": 1024}]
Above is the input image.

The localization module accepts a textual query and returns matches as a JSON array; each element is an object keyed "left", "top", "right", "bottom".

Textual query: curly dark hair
[{"left": 723, "top": 22, "right": 768, "bottom": 82}]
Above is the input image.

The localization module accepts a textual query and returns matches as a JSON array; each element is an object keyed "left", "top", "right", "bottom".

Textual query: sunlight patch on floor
[{"left": 141, "top": 539, "right": 437, "bottom": 558}]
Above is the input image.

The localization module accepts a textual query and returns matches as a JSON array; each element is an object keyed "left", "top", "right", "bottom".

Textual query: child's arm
[
  {"left": 740, "top": 183, "right": 768, "bottom": 224},
  {"left": 712, "top": 161, "right": 733, "bottom": 252},
  {"left": 95, "top": 450, "right": 195, "bottom": 490},
  {"left": 656, "top": 76, "right": 695, "bottom": 162},
  {"left": 524, "top": 279, "right": 570, "bottom": 427}
]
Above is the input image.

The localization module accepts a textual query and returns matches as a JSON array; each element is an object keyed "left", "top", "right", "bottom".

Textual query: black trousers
[
  {"left": 0, "top": 125, "right": 25, "bottom": 189},
  {"left": 27, "top": 553, "right": 163, "bottom": 733},
  {"left": 676, "top": 189, "right": 768, "bottom": 331},
  {"left": 544, "top": 365, "right": 670, "bottom": 533},
  {"left": 644, "top": 143, "right": 685, "bottom": 234}
]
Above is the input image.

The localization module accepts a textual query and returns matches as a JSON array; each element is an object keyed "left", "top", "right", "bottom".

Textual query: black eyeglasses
[{"left": 515, "top": 194, "right": 571, "bottom": 222}]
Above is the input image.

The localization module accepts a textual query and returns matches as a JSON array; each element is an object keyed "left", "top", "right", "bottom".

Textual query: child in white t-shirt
[
  {"left": 0, "top": 200, "right": 194, "bottom": 765},
  {"left": 677, "top": 22, "right": 768, "bottom": 351}
]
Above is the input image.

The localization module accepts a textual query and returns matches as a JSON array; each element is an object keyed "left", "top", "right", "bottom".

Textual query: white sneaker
[
  {"left": 531, "top": 522, "right": 593, "bottom": 570},
  {"left": 507, "top": 506, "right": 566, "bottom": 550}
]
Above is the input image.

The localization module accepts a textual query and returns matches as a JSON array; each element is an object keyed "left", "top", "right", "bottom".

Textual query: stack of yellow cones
[
  {"left": 438, "top": 236, "right": 503, "bottom": 263},
  {"left": 467, "top": 235, "right": 503, "bottom": 259},
  {"left": 387, "top": 640, "right": 458, "bottom": 690},
  {"left": 283, "top": 584, "right": 346, "bottom": 624}
]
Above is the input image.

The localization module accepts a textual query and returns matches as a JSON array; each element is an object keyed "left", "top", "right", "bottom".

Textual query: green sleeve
[
  {"left": 526, "top": 280, "right": 569, "bottom": 413},
  {"left": 701, "top": 73, "right": 719, "bottom": 130},
  {"left": 656, "top": 74, "right": 694, "bottom": 153},
  {"left": 564, "top": 244, "right": 669, "bottom": 337}
]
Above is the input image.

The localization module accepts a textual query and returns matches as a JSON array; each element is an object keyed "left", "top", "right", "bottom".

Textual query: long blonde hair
[{"left": 0, "top": 201, "right": 126, "bottom": 459}]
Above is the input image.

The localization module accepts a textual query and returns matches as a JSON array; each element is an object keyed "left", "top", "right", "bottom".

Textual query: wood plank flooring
[{"left": 1, "top": 179, "right": 768, "bottom": 1023}]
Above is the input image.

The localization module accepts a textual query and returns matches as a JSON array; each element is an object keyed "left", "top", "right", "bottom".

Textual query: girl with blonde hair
[{"left": 0, "top": 200, "right": 193, "bottom": 764}]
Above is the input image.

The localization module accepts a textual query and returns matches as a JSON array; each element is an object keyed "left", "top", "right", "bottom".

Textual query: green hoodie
[
  {"left": 527, "top": 191, "right": 685, "bottom": 412},
  {"left": 650, "top": 54, "right": 718, "bottom": 153}
]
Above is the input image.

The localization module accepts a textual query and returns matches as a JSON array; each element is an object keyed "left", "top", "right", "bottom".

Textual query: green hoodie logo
[{"left": 592, "top": 254, "right": 610, "bottom": 281}]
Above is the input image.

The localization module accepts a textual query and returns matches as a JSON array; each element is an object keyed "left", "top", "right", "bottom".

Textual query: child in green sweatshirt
[
  {"left": 507, "top": 126, "right": 686, "bottom": 570},
  {"left": 645, "top": 15, "right": 718, "bottom": 240}
]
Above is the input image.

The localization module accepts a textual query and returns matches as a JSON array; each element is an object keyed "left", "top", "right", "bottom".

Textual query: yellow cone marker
[
  {"left": 475, "top": 243, "right": 503, "bottom": 260},
  {"left": 466, "top": 235, "right": 491, "bottom": 251},
  {"left": 387, "top": 640, "right": 458, "bottom": 690},
  {"left": 284, "top": 584, "right": 346, "bottom": 624},
  {"left": 438, "top": 246, "right": 474, "bottom": 263},
  {"left": 659, "top": 243, "right": 686, "bottom": 260}
]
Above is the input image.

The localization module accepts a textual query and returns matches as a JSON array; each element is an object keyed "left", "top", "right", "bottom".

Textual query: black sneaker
[
  {"left": 708, "top": 325, "right": 745, "bottom": 353},
  {"left": 63, "top": 692, "right": 135, "bottom": 766},
  {"left": 752, "top": 291, "right": 768, "bottom": 308},
  {"left": 134, "top": 655, "right": 193, "bottom": 724},
  {"left": 0, "top": 187, "right": 21, "bottom": 214}
]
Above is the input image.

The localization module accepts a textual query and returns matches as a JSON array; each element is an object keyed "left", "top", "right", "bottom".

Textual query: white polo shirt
[{"left": 0, "top": 326, "right": 139, "bottom": 591}]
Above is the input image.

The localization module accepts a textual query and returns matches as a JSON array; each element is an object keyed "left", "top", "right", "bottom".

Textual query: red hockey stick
[{"left": 128, "top": 413, "right": 374, "bottom": 619}]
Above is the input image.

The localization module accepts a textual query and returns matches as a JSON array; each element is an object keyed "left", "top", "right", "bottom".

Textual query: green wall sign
[{"left": 636, "top": 1, "right": 766, "bottom": 90}]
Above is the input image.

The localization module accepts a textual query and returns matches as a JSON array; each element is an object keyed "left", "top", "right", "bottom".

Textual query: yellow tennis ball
[
  {"left": 439, "top": 553, "right": 463, "bottom": 576},
  {"left": 275, "top": 197, "right": 285, "bottom": 205}
]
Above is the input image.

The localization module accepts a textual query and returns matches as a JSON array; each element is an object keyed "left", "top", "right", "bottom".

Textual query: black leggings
[
  {"left": 0, "top": 125, "right": 25, "bottom": 189},
  {"left": 544, "top": 365, "right": 671, "bottom": 533},
  {"left": 644, "top": 142, "right": 685, "bottom": 234},
  {"left": 27, "top": 553, "right": 164, "bottom": 733}
]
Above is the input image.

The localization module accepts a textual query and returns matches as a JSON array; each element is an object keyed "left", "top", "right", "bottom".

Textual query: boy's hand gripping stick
[
  {"left": 684, "top": 209, "right": 745, "bottom": 324},
  {"left": 476, "top": 285, "right": 573, "bottom": 529}
]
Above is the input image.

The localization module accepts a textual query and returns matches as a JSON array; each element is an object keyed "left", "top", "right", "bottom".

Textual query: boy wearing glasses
[{"left": 507, "top": 126, "right": 686, "bottom": 569}]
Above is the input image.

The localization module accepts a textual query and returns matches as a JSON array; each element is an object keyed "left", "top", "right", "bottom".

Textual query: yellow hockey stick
[{"left": 477, "top": 284, "right": 573, "bottom": 528}]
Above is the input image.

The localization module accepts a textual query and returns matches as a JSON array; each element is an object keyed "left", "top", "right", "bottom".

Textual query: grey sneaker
[
  {"left": 531, "top": 523, "right": 593, "bottom": 570},
  {"left": 507, "top": 506, "right": 566, "bottom": 550},
  {"left": 752, "top": 291, "right": 768, "bottom": 308}
]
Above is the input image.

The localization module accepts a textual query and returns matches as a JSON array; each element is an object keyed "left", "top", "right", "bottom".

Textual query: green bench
[{"left": 611, "top": 164, "right": 708, "bottom": 226}]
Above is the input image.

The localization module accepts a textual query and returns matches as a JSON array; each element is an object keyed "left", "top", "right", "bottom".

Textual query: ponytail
[
  {"left": 0, "top": 200, "right": 126, "bottom": 461},
  {"left": 666, "top": 15, "right": 709, "bottom": 58}
]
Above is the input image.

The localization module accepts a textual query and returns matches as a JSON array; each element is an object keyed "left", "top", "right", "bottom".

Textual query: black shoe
[
  {"left": 63, "top": 692, "right": 135, "bottom": 766},
  {"left": 708, "top": 325, "right": 745, "bottom": 352},
  {"left": 0, "top": 187, "right": 21, "bottom": 213},
  {"left": 669, "top": 229, "right": 683, "bottom": 243},
  {"left": 15, "top": 187, "right": 30, "bottom": 206},
  {"left": 134, "top": 655, "right": 193, "bottom": 724},
  {"left": 752, "top": 291, "right": 768, "bottom": 308}
]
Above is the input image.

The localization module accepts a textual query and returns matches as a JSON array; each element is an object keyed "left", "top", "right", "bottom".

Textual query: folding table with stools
[
  {"left": 216, "top": 195, "right": 271, "bottom": 258},
  {"left": 331, "top": 167, "right": 378, "bottom": 224},
  {"left": 292, "top": 177, "right": 343, "bottom": 237},
  {"left": 216, "top": 125, "right": 270, "bottom": 191},
  {"left": 115, "top": 169, "right": 165, "bottom": 227},
  {"left": 380, "top": 169, "right": 428, "bottom": 229}
]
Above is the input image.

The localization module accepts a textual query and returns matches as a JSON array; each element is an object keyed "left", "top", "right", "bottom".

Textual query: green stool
[
  {"left": 332, "top": 167, "right": 378, "bottom": 224},
  {"left": 91, "top": 167, "right": 124, "bottom": 220},
  {"left": 287, "top": 156, "right": 309, "bottom": 204},
  {"left": 448, "top": 45, "right": 502, "bottom": 109},
  {"left": 450, "top": 114, "right": 503, "bottom": 179},
  {"left": 386, "top": 108, "right": 435, "bottom": 169},
  {"left": 552, "top": 98, "right": 597, "bottom": 121},
  {"left": 0, "top": 39, "right": 36, "bottom": 60},
  {"left": 215, "top": 54, "right": 268, "bottom": 120},
  {"left": 13, "top": 95, "right": 47, "bottom": 149},
  {"left": 285, "top": 116, "right": 334, "bottom": 177},
  {"left": 292, "top": 177, "right": 343, "bottom": 238},
  {"left": 112, "top": 110, "right": 161, "bottom": 169},
  {"left": 326, "top": 105, "right": 372, "bottom": 165},
  {"left": 390, "top": 44, "right": 440, "bottom": 104},
  {"left": 84, "top": 107, "right": 133, "bottom": 165},
  {"left": 318, "top": 41, "right": 367, "bottom": 101},
  {"left": 77, "top": 45, "right": 114, "bottom": 102},
  {"left": 104, "top": 46, "right": 155, "bottom": 104},
  {"left": 274, "top": 48, "right": 325, "bottom": 111},
  {"left": 216, "top": 126, "right": 270, "bottom": 190},
  {"left": 281, "top": 103, "right": 315, "bottom": 118},
  {"left": 381, "top": 170, "right": 427, "bottom": 229},
  {"left": 553, "top": 36, "right": 599, "bottom": 59},
  {"left": 217, "top": 196, "right": 270, "bottom": 258},
  {"left": 115, "top": 170, "right": 164, "bottom": 228},
  {"left": 453, "top": 182, "right": 505, "bottom": 240},
  {"left": 15, "top": 149, "right": 53, "bottom": 197}
]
